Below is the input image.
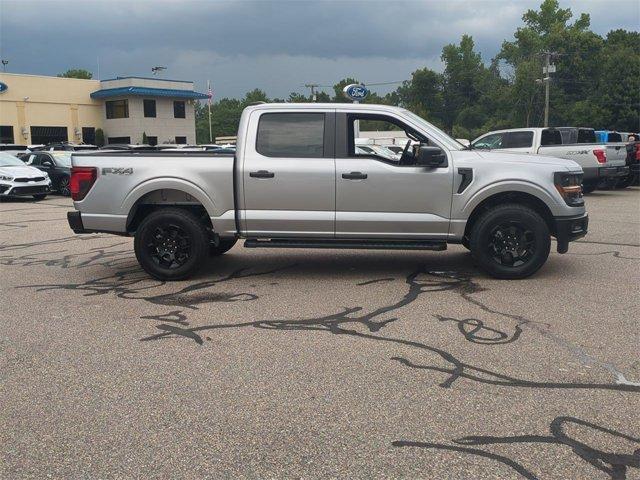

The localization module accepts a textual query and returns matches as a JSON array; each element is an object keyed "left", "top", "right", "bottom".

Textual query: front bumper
[
  {"left": 554, "top": 213, "right": 588, "bottom": 254},
  {"left": 0, "top": 181, "right": 51, "bottom": 196}
]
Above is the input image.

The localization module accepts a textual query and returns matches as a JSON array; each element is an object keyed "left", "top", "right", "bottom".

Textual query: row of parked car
[
  {"left": 464, "top": 127, "right": 639, "bottom": 192},
  {"left": 0, "top": 142, "right": 238, "bottom": 201}
]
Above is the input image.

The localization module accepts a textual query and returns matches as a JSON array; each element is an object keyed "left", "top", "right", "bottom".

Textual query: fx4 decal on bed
[{"left": 101, "top": 168, "right": 133, "bottom": 175}]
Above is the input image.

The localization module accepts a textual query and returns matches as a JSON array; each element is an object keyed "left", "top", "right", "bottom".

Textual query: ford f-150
[{"left": 67, "top": 103, "right": 588, "bottom": 280}]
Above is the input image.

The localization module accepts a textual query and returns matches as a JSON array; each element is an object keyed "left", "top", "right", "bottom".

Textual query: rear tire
[
  {"left": 469, "top": 204, "right": 550, "bottom": 279},
  {"left": 210, "top": 238, "right": 237, "bottom": 256},
  {"left": 134, "top": 208, "right": 209, "bottom": 280},
  {"left": 33, "top": 194, "right": 47, "bottom": 200},
  {"left": 615, "top": 174, "right": 634, "bottom": 189}
]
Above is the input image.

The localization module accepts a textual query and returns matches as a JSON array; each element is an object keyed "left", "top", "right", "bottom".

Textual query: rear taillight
[
  {"left": 593, "top": 149, "right": 606, "bottom": 164},
  {"left": 635, "top": 143, "right": 640, "bottom": 161},
  {"left": 70, "top": 167, "right": 97, "bottom": 201}
]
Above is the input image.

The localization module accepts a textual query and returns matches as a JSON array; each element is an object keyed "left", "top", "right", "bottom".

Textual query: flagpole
[{"left": 207, "top": 80, "right": 213, "bottom": 143}]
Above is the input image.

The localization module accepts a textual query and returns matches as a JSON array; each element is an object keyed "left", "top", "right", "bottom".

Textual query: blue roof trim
[
  {"left": 91, "top": 86, "right": 208, "bottom": 99},
  {"left": 100, "top": 76, "right": 192, "bottom": 84}
]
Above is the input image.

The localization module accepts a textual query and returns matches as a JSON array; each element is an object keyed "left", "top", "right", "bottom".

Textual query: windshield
[
  {"left": 400, "top": 110, "right": 464, "bottom": 150},
  {"left": 52, "top": 152, "right": 72, "bottom": 167},
  {"left": 0, "top": 152, "right": 25, "bottom": 166}
]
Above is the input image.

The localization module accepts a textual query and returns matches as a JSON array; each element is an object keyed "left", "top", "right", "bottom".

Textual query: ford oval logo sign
[
  {"left": 343, "top": 84, "right": 369, "bottom": 102},
  {"left": 0, "top": 82, "right": 7, "bottom": 94}
]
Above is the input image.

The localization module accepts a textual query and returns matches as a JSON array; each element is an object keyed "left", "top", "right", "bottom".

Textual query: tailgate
[{"left": 605, "top": 144, "right": 627, "bottom": 167}]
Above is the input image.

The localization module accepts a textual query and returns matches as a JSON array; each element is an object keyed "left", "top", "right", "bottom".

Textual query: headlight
[
  {"left": 554, "top": 172, "right": 584, "bottom": 206},
  {"left": 0, "top": 175, "right": 13, "bottom": 181}
]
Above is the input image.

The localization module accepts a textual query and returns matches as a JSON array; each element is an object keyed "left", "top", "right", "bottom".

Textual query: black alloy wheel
[
  {"left": 487, "top": 221, "right": 536, "bottom": 268},
  {"left": 134, "top": 208, "right": 209, "bottom": 280},
  {"left": 147, "top": 224, "right": 192, "bottom": 269},
  {"left": 58, "top": 177, "right": 71, "bottom": 196}
]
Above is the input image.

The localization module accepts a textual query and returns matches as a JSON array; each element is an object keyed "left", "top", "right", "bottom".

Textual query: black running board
[{"left": 244, "top": 238, "right": 447, "bottom": 251}]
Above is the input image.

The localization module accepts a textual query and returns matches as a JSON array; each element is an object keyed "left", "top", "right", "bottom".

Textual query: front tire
[
  {"left": 470, "top": 204, "right": 550, "bottom": 279},
  {"left": 134, "top": 208, "right": 209, "bottom": 280}
]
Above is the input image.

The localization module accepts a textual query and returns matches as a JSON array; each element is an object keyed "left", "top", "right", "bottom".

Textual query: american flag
[{"left": 207, "top": 80, "right": 213, "bottom": 106}]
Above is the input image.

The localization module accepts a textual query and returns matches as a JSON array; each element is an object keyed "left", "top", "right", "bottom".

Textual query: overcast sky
[{"left": 1, "top": 0, "right": 638, "bottom": 99}]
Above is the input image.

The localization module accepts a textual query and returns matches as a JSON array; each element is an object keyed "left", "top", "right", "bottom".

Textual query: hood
[
  {"left": 0, "top": 164, "right": 47, "bottom": 178},
  {"left": 473, "top": 150, "right": 581, "bottom": 170}
]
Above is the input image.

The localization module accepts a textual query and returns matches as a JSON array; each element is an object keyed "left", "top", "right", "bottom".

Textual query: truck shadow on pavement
[{"left": 393, "top": 416, "right": 640, "bottom": 480}]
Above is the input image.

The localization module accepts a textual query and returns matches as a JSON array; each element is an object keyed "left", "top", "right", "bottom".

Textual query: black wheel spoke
[
  {"left": 488, "top": 221, "right": 536, "bottom": 268},
  {"left": 146, "top": 222, "right": 192, "bottom": 270}
]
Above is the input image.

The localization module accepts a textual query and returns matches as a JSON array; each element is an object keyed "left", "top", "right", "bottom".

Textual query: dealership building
[{"left": 0, "top": 73, "right": 208, "bottom": 146}]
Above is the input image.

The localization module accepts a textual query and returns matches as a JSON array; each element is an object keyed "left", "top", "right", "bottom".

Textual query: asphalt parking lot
[{"left": 1, "top": 189, "right": 639, "bottom": 479}]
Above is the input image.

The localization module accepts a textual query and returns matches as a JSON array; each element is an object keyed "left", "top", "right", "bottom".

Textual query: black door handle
[
  {"left": 249, "top": 170, "right": 275, "bottom": 178},
  {"left": 342, "top": 172, "right": 367, "bottom": 180}
]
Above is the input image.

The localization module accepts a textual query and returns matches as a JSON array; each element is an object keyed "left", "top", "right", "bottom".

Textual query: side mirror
[
  {"left": 415, "top": 146, "right": 448, "bottom": 168},
  {"left": 42, "top": 160, "right": 53, "bottom": 167},
  {"left": 456, "top": 138, "right": 470, "bottom": 147}
]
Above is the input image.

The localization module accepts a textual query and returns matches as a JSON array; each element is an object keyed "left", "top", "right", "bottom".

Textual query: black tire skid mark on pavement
[
  {"left": 567, "top": 250, "right": 640, "bottom": 260},
  {"left": 140, "top": 269, "right": 640, "bottom": 393},
  {"left": 393, "top": 416, "right": 640, "bottom": 480},
  {"left": 21, "top": 264, "right": 296, "bottom": 310}
]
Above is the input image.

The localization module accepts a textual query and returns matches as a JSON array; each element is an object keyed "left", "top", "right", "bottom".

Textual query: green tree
[
  {"left": 57, "top": 69, "right": 93, "bottom": 79},
  {"left": 95, "top": 128, "right": 105, "bottom": 147},
  {"left": 142, "top": 132, "right": 148, "bottom": 145}
]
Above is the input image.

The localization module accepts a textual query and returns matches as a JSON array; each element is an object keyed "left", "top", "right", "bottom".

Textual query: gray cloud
[{"left": 1, "top": 0, "right": 638, "bottom": 98}]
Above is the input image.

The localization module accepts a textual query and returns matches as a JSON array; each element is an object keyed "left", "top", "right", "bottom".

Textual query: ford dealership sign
[
  {"left": 0, "top": 81, "right": 7, "bottom": 94},
  {"left": 343, "top": 84, "right": 369, "bottom": 102}
]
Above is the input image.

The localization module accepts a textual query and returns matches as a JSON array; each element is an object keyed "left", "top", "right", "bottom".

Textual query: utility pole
[
  {"left": 539, "top": 52, "right": 557, "bottom": 127},
  {"left": 304, "top": 83, "right": 319, "bottom": 102}
]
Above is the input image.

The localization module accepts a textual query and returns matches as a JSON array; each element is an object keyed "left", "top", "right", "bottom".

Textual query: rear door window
[
  {"left": 577, "top": 129, "right": 596, "bottom": 143},
  {"left": 504, "top": 131, "right": 534, "bottom": 148},
  {"left": 541, "top": 129, "right": 562, "bottom": 146},
  {"left": 256, "top": 113, "right": 325, "bottom": 158}
]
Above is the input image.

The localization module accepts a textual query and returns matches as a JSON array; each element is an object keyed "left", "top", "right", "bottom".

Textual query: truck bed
[{"left": 71, "top": 151, "right": 237, "bottom": 235}]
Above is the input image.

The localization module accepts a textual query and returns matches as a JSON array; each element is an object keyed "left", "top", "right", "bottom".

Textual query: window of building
[
  {"left": 30, "top": 126, "right": 68, "bottom": 145},
  {"left": 173, "top": 101, "right": 186, "bottom": 119},
  {"left": 144, "top": 99, "right": 156, "bottom": 118},
  {"left": 106, "top": 100, "right": 129, "bottom": 119},
  {"left": 147, "top": 136, "right": 158, "bottom": 146},
  {"left": 108, "top": 136, "right": 131, "bottom": 144},
  {"left": 0, "top": 126, "right": 14, "bottom": 144},
  {"left": 82, "top": 127, "right": 96, "bottom": 145},
  {"left": 256, "top": 113, "right": 325, "bottom": 158},
  {"left": 175, "top": 136, "right": 187, "bottom": 144},
  {"left": 504, "top": 131, "right": 533, "bottom": 148}
]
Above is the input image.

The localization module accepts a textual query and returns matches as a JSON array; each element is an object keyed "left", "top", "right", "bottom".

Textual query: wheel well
[
  {"left": 463, "top": 191, "right": 555, "bottom": 240},
  {"left": 126, "top": 189, "right": 213, "bottom": 233}
]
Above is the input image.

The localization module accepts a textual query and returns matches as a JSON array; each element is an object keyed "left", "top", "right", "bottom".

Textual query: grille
[
  {"left": 14, "top": 177, "right": 46, "bottom": 183},
  {"left": 10, "top": 186, "right": 48, "bottom": 195}
]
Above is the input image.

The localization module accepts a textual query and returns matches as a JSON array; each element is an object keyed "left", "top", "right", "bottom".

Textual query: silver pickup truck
[
  {"left": 67, "top": 103, "right": 588, "bottom": 280},
  {"left": 471, "top": 127, "right": 628, "bottom": 193}
]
